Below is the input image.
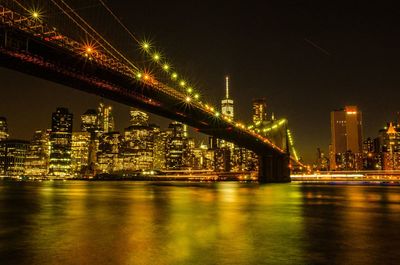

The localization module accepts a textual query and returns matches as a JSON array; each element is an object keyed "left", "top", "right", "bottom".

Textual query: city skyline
[{"left": 2, "top": 1, "right": 400, "bottom": 162}]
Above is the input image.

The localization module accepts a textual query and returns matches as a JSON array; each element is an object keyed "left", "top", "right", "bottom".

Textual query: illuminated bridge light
[
  {"left": 141, "top": 41, "right": 151, "bottom": 50},
  {"left": 144, "top": 74, "right": 150, "bottom": 80},
  {"left": 194, "top": 93, "right": 199, "bottom": 99},
  {"left": 136, "top": 72, "right": 142, "bottom": 79},
  {"left": 162, "top": 64, "right": 169, "bottom": 71},
  {"left": 171, "top": 72, "right": 178, "bottom": 79},
  {"left": 152, "top": 52, "right": 161, "bottom": 61},
  {"left": 215, "top": 112, "right": 220, "bottom": 117},
  {"left": 187, "top": 87, "right": 193, "bottom": 93},
  {"left": 180, "top": 80, "right": 186, "bottom": 87},
  {"left": 185, "top": 96, "right": 191, "bottom": 102}
]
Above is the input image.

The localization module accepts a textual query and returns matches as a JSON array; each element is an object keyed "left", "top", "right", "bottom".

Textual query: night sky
[{"left": 1, "top": 0, "right": 400, "bottom": 163}]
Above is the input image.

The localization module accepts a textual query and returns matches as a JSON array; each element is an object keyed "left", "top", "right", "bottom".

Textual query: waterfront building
[
  {"left": 49, "top": 107, "right": 73, "bottom": 177},
  {"left": 97, "top": 132, "right": 123, "bottom": 173},
  {"left": 0, "top": 117, "right": 9, "bottom": 141},
  {"left": 330, "top": 106, "right": 363, "bottom": 170},
  {"left": 379, "top": 122, "right": 400, "bottom": 170},
  {"left": 313, "top": 148, "right": 329, "bottom": 171},
  {"left": 252, "top": 98, "right": 268, "bottom": 125},
  {"left": 153, "top": 130, "right": 171, "bottom": 170},
  {"left": 71, "top": 132, "right": 91, "bottom": 175},
  {"left": 0, "top": 139, "right": 29, "bottom": 176},
  {"left": 122, "top": 110, "right": 159, "bottom": 171},
  {"left": 24, "top": 130, "right": 51, "bottom": 177}
]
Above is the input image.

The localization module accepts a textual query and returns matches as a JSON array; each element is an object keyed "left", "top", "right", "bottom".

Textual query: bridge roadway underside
[{"left": 0, "top": 25, "right": 290, "bottom": 183}]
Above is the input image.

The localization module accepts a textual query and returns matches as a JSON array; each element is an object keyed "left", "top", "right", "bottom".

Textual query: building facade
[
  {"left": 49, "top": 107, "right": 73, "bottom": 177},
  {"left": 330, "top": 106, "right": 363, "bottom": 170}
]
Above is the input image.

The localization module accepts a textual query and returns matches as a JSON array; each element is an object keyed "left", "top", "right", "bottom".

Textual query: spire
[
  {"left": 387, "top": 122, "right": 397, "bottom": 134},
  {"left": 225, "top": 76, "right": 229, "bottom": 99}
]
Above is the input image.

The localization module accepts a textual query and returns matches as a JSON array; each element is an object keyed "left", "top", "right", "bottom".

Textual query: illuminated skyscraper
[
  {"left": 0, "top": 140, "right": 29, "bottom": 176},
  {"left": 330, "top": 106, "right": 363, "bottom": 170},
  {"left": 81, "top": 109, "right": 99, "bottom": 133},
  {"left": 129, "top": 109, "right": 149, "bottom": 126},
  {"left": 122, "top": 110, "right": 159, "bottom": 171},
  {"left": 0, "top": 117, "right": 9, "bottom": 141},
  {"left": 221, "top": 76, "right": 234, "bottom": 118},
  {"left": 24, "top": 130, "right": 51, "bottom": 177},
  {"left": 49, "top": 107, "right": 73, "bottom": 177},
  {"left": 98, "top": 102, "right": 114, "bottom": 133},
  {"left": 252, "top": 98, "right": 268, "bottom": 124},
  {"left": 379, "top": 122, "right": 400, "bottom": 170},
  {"left": 165, "top": 122, "right": 192, "bottom": 169},
  {"left": 97, "top": 132, "right": 123, "bottom": 173},
  {"left": 71, "top": 132, "right": 91, "bottom": 175}
]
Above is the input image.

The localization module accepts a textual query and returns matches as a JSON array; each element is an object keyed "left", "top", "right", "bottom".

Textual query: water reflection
[{"left": 0, "top": 182, "right": 400, "bottom": 264}]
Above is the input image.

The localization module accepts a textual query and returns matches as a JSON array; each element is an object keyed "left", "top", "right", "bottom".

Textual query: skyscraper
[
  {"left": 221, "top": 76, "right": 234, "bottom": 118},
  {"left": 0, "top": 117, "right": 9, "bottom": 141},
  {"left": 98, "top": 102, "right": 114, "bottom": 133},
  {"left": 81, "top": 109, "right": 99, "bottom": 133},
  {"left": 24, "top": 130, "right": 51, "bottom": 177},
  {"left": 0, "top": 140, "right": 29, "bottom": 176},
  {"left": 71, "top": 132, "right": 91, "bottom": 175},
  {"left": 252, "top": 98, "right": 267, "bottom": 124},
  {"left": 330, "top": 106, "right": 363, "bottom": 170},
  {"left": 122, "top": 110, "right": 159, "bottom": 171},
  {"left": 49, "top": 107, "right": 73, "bottom": 177}
]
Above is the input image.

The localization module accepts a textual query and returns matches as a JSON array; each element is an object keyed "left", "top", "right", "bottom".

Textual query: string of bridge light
[
  {"left": 138, "top": 41, "right": 202, "bottom": 101},
  {"left": 96, "top": 0, "right": 203, "bottom": 101}
]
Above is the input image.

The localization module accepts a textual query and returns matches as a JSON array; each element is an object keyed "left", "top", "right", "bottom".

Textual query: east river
[{"left": 1, "top": 181, "right": 400, "bottom": 265}]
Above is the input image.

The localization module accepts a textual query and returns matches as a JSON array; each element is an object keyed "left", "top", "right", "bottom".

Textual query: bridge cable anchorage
[{"left": 49, "top": 0, "right": 139, "bottom": 73}]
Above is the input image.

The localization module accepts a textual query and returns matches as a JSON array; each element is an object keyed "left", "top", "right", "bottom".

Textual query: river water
[{"left": 1, "top": 181, "right": 400, "bottom": 265}]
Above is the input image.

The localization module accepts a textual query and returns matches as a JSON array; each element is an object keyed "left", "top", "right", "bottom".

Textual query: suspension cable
[
  {"left": 53, "top": 0, "right": 138, "bottom": 71},
  {"left": 97, "top": 0, "right": 140, "bottom": 44}
]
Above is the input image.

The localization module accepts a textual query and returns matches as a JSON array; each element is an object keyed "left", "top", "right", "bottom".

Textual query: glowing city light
[
  {"left": 171, "top": 72, "right": 178, "bottom": 79},
  {"left": 185, "top": 96, "right": 191, "bottom": 102},
  {"left": 187, "top": 87, "right": 193, "bottom": 93},
  {"left": 180, "top": 81, "right": 186, "bottom": 87},
  {"left": 163, "top": 64, "right": 169, "bottom": 71},
  {"left": 194, "top": 93, "right": 199, "bottom": 99}
]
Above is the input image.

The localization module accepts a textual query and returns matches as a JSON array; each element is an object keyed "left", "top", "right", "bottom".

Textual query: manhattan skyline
[{"left": 2, "top": 1, "right": 400, "bottom": 163}]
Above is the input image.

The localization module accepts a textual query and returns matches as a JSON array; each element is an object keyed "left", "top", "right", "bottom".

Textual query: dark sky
[{"left": 1, "top": 0, "right": 400, "bottom": 163}]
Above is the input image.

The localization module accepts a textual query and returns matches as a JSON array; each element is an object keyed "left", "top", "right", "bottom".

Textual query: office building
[
  {"left": 330, "top": 106, "right": 363, "bottom": 170},
  {"left": 49, "top": 107, "right": 73, "bottom": 177},
  {"left": 0, "top": 117, "right": 9, "bottom": 141},
  {"left": 0, "top": 139, "right": 29, "bottom": 176},
  {"left": 71, "top": 131, "right": 91, "bottom": 175},
  {"left": 98, "top": 102, "right": 114, "bottom": 133},
  {"left": 24, "top": 130, "right": 51, "bottom": 177},
  {"left": 252, "top": 98, "right": 268, "bottom": 125}
]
